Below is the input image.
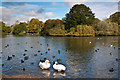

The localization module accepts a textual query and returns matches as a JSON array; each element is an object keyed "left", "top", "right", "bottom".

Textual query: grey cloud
[{"left": 36, "top": 8, "right": 44, "bottom": 13}]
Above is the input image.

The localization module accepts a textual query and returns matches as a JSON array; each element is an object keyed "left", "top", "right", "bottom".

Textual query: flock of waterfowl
[
  {"left": 1, "top": 41, "right": 66, "bottom": 72},
  {"left": 1, "top": 38, "right": 119, "bottom": 75}
]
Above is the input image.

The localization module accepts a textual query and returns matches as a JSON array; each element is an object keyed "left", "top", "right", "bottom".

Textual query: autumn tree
[
  {"left": 27, "top": 18, "right": 43, "bottom": 33},
  {"left": 0, "top": 22, "right": 11, "bottom": 34},
  {"left": 42, "top": 19, "right": 65, "bottom": 35}
]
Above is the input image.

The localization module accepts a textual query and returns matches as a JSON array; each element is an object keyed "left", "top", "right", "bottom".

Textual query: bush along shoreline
[{"left": 0, "top": 4, "right": 119, "bottom": 37}]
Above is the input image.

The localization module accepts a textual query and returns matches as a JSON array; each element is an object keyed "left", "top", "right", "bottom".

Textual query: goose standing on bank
[
  {"left": 39, "top": 60, "right": 51, "bottom": 69},
  {"left": 53, "top": 61, "right": 66, "bottom": 71}
]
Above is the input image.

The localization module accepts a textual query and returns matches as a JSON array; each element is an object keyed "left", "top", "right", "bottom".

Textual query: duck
[
  {"left": 39, "top": 60, "right": 50, "bottom": 69},
  {"left": 110, "top": 44, "right": 113, "bottom": 47},
  {"left": 53, "top": 61, "right": 66, "bottom": 71},
  {"left": 110, "top": 52, "right": 112, "bottom": 55}
]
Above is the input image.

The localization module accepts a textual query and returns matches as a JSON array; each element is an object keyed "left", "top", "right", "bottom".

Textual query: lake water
[{"left": 1, "top": 36, "right": 119, "bottom": 78}]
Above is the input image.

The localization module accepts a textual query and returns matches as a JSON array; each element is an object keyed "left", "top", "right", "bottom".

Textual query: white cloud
[
  {"left": 19, "top": 11, "right": 44, "bottom": 21},
  {"left": 0, "top": 4, "right": 41, "bottom": 25},
  {"left": 0, "top": 4, "right": 56, "bottom": 25},
  {"left": 24, "top": 11, "right": 38, "bottom": 16},
  {"left": 0, "top": 6, "right": 17, "bottom": 25},
  {"left": 87, "top": 3, "right": 118, "bottom": 20},
  {"left": 45, "top": 12, "right": 55, "bottom": 18}
]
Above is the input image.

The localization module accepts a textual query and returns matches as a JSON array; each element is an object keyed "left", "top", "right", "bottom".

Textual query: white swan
[
  {"left": 53, "top": 62, "right": 66, "bottom": 71},
  {"left": 39, "top": 60, "right": 50, "bottom": 69}
]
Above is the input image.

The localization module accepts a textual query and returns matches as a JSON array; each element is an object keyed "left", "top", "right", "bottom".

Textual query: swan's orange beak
[{"left": 56, "top": 62, "right": 58, "bottom": 65}]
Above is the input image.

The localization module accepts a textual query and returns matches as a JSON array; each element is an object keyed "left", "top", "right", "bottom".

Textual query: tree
[
  {"left": 0, "top": 22, "right": 11, "bottom": 34},
  {"left": 94, "top": 19, "right": 119, "bottom": 36},
  {"left": 109, "top": 12, "right": 120, "bottom": 24},
  {"left": 63, "top": 4, "right": 95, "bottom": 30},
  {"left": 12, "top": 23, "right": 27, "bottom": 35},
  {"left": 77, "top": 25, "right": 94, "bottom": 36},
  {"left": 92, "top": 18, "right": 101, "bottom": 31},
  {"left": 43, "top": 19, "right": 64, "bottom": 35},
  {"left": 27, "top": 18, "right": 43, "bottom": 33}
]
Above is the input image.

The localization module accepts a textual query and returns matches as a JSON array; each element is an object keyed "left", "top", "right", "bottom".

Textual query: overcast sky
[{"left": 0, "top": 0, "right": 119, "bottom": 25}]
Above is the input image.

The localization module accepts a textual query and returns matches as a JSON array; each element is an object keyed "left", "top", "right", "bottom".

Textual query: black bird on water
[
  {"left": 109, "top": 68, "right": 114, "bottom": 72},
  {"left": 2, "top": 64, "right": 4, "bottom": 67},
  {"left": 58, "top": 50, "right": 60, "bottom": 54},
  {"left": 38, "top": 50, "right": 40, "bottom": 52},
  {"left": 21, "top": 60, "right": 24, "bottom": 63},
  {"left": 7, "top": 56, "right": 12, "bottom": 60},
  {"left": 40, "top": 53, "right": 43, "bottom": 55},
  {"left": 24, "top": 56, "right": 29, "bottom": 60},
  {"left": 5, "top": 44, "right": 9, "bottom": 48},
  {"left": 95, "top": 50, "right": 97, "bottom": 52},
  {"left": 46, "top": 51, "right": 48, "bottom": 54},
  {"left": 23, "top": 53, "right": 26, "bottom": 56},
  {"left": 34, "top": 54, "right": 37, "bottom": 56},
  {"left": 12, "top": 55, "right": 15, "bottom": 57},
  {"left": 25, "top": 50, "right": 27, "bottom": 52},
  {"left": 48, "top": 48, "right": 50, "bottom": 51},
  {"left": 116, "top": 58, "right": 119, "bottom": 61},
  {"left": 22, "top": 68, "right": 26, "bottom": 71}
]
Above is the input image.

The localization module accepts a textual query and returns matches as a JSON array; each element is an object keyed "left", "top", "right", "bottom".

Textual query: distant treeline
[{"left": 0, "top": 4, "right": 119, "bottom": 36}]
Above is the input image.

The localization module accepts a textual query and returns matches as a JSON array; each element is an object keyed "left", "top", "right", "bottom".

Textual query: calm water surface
[{"left": 1, "top": 36, "right": 119, "bottom": 78}]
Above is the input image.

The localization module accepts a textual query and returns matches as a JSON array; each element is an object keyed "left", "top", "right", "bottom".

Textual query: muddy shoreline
[{"left": 2, "top": 74, "right": 41, "bottom": 78}]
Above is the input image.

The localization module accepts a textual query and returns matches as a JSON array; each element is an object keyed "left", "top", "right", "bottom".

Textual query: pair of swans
[{"left": 39, "top": 60, "right": 66, "bottom": 71}]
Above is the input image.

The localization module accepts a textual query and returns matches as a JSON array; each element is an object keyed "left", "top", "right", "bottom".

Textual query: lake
[{"left": 1, "top": 35, "right": 119, "bottom": 78}]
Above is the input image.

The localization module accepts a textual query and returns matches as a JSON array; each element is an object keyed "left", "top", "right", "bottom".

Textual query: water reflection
[
  {"left": 64, "top": 37, "right": 95, "bottom": 53},
  {"left": 53, "top": 71, "right": 66, "bottom": 78},
  {"left": 40, "top": 69, "right": 50, "bottom": 78}
]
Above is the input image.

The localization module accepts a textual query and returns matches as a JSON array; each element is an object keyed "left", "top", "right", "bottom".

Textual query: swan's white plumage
[
  {"left": 53, "top": 62, "right": 66, "bottom": 71},
  {"left": 39, "top": 60, "right": 50, "bottom": 69}
]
